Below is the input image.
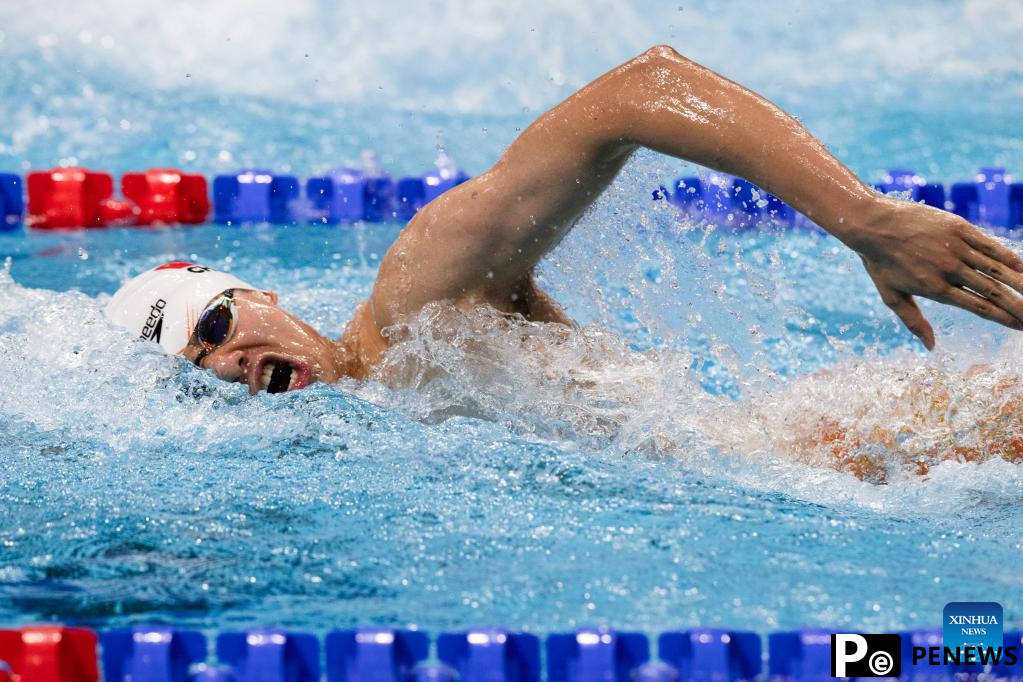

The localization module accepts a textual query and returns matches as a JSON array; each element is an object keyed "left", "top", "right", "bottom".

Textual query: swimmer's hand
[{"left": 847, "top": 198, "right": 1023, "bottom": 350}]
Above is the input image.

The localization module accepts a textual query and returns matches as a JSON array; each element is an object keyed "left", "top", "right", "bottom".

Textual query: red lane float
[
  {"left": 122, "top": 168, "right": 209, "bottom": 225},
  {"left": 0, "top": 626, "right": 98, "bottom": 682},
  {"left": 26, "top": 168, "right": 134, "bottom": 228},
  {"left": 26, "top": 167, "right": 209, "bottom": 228}
]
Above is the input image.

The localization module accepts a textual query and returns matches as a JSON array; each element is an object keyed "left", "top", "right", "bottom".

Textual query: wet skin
[{"left": 187, "top": 45, "right": 1023, "bottom": 394}]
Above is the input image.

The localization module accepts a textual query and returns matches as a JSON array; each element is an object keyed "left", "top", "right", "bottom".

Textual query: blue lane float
[
  {"left": 395, "top": 177, "right": 429, "bottom": 221},
  {"left": 546, "top": 630, "right": 649, "bottom": 682},
  {"left": 217, "top": 629, "right": 320, "bottom": 682},
  {"left": 295, "top": 151, "right": 469, "bottom": 225},
  {"left": 326, "top": 629, "right": 429, "bottom": 682},
  {"left": 994, "top": 631, "right": 1023, "bottom": 680},
  {"left": 950, "top": 167, "right": 1023, "bottom": 230},
  {"left": 0, "top": 173, "right": 23, "bottom": 230},
  {"left": 437, "top": 630, "right": 541, "bottom": 682},
  {"left": 731, "top": 177, "right": 796, "bottom": 226},
  {"left": 422, "top": 152, "right": 471, "bottom": 205},
  {"left": 307, "top": 168, "right": 366, "bottom": 224},
  {"left": 659, "top": 628, "right": 761, "bottom": 682},
  {"left": 306, "top": 167, "right": 398, "bottom": 224},
  {"left": 658, "top": 173, "right": 809, "bottom": 230},
  {"left": 657, "top": 167, "right": 1023, "bottom": 233},
  {"left": 768, "top": 629, "right": 835, "bottom": 682},
  {"left": 873, "top": 169, "right": 946, "bottom": 209},
  {"left": 873, "top": 166, "right": 1023, "bottom": 230},
  {"left": 213, "top": 170, "right": 301, "bottom": 225},
  {"left": 101, "top": 626, "right": 206, "bottom": 682}
]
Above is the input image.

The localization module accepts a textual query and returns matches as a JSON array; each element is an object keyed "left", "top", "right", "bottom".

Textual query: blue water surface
[{"left": 2, "top": 0, "right": 1023, "bottom": 636}]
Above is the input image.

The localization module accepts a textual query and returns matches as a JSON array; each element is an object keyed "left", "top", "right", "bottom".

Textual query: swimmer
[{"left": 106, "top": 46, "right": 1023, "bottom": 395}]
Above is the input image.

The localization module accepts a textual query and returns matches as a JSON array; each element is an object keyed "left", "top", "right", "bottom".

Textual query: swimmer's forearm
[{"left": 618, "top": 46, "right": 883, "bottom": 247}]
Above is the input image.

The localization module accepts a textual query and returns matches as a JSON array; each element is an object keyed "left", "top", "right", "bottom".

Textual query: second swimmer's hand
[{"left": 845, "top": 198, "right": 1023, "bottom": 350}]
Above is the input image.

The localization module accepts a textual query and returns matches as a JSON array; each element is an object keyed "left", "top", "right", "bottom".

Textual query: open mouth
[{"left": 260, "top": 359, "right": 299, "bottom": 394}]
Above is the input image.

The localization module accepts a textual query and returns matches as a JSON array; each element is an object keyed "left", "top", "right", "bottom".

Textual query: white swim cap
[{"left": 105, "top": 262, "right": 256, "bottom": 354}]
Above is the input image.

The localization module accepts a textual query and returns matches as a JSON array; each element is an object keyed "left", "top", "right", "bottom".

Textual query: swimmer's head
[{"left": 106, "top": 262, "right": 345, "bottom": 394}]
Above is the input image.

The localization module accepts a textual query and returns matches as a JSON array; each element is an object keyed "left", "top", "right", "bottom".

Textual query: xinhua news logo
[
  {"left": 944, "top": 602, "right": 1003, "bottom": 653},
  {"left": 832, "top": 634, "right": 902, "bottom": 677}
]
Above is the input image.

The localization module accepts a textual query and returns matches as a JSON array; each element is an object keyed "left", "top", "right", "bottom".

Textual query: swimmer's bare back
[{"left": 342, "top": 45, "right": 1023, "bottom": 376}]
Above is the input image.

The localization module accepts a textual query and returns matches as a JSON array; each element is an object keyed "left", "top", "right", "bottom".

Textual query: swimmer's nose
[{"left": 203, "top": 348, "right": 249, "bottom": 386}]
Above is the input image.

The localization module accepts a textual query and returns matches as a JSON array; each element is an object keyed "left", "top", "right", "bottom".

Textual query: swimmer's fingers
[
  {"left": 961, "top": 227, "right": 1023, "bottom": 274},
  {"left": 952, "top": 265, "right": 1023, "bottom": 326},
  {"left": 879, "top": 287, "right": 935, "bottom": 350},
  {"left": 961, "top": 247, "right": 1023, "bottom": 299},
  {"left": 935, "top": 283, "right": 1023, "bottom": 331}
]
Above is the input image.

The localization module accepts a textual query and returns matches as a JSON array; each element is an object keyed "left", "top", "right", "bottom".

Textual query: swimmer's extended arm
[{"left": 372, "top": 45, "right": 1023, "bottom": 346}]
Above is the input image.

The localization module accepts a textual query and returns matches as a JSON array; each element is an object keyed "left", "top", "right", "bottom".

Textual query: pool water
[{"left": 2, "top": 0, "right": 1023, "bottom": 636}]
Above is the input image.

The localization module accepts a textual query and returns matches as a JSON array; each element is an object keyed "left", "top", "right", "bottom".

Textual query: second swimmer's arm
[{"left": 371, "top": 46, "right": 1023, "bottom": 344}]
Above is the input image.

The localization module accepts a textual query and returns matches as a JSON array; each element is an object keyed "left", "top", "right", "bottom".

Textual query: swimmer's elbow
[
  {"left": 632, "top": 45, "right": 694, "bottom": 73},
  {"left": 617, "top": 45, "right": 697, "bottom": 103},
  {"left": 600, "top": 46, "right": 686, "bottom": 91},
  {"left": 641, "top": 44, "right": 684, "bottom": 62}
]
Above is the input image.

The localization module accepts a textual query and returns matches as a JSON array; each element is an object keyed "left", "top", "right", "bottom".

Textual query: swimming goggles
[{"left": 190, "top": 288, "right": 238, "bottom": 366}]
